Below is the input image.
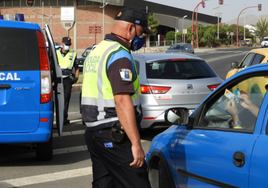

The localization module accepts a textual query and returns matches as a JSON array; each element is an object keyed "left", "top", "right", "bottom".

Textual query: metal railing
[{"left": 147, "top": 40, "right": 175, "bottom": 47}]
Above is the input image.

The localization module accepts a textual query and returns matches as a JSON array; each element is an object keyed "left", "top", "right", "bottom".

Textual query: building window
[
  {"left": 78, "top": 0, "right": 85, "bottom": 5},
  {"left": 67, "top": 0, "right": 73, "bottom": 6},
  {"left": 5, "top": 1, "right": 12, "bottom": 7},
  {"left": 58, "top": 0, "right": 65, "bottom": 6},
  {"left": 50, "top": 0, "right": 57, "bottom": 6},
  {"left": 35, "top": 0, "right": 41, "bottom": 6},
  {"left": 13, "top": 0, "right": 20, "bottom": 6}
]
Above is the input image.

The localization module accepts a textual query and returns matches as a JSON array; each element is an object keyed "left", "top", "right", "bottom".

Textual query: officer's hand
[
  {"left": 72, "top": 77, "right": 78, "bottom": 84},
  {"left": 130, "top": 144, "right": 145, "bottom": 168}
]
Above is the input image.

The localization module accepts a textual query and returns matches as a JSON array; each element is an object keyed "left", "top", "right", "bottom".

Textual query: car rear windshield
[
  {"left": 169, "top": 44, "right": 185, "bottom": 50},
  {"left": 0, "top": 27, "right": 40, "bottom": 71},
  {"left": 146, "top": 60, "right": 217, "bottom": 79}
]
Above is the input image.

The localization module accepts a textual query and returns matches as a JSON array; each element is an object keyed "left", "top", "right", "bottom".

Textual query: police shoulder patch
[{"left": 119, "top": 69, "right": 132, "bottom": 81}]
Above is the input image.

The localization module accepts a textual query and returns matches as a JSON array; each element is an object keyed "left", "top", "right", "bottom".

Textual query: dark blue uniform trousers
[
  {"left": 63, "top": 77, "right": 72, "bottom": 122},
  {"left": 84, "top": 128, "right": 151, "bottom": 188}
]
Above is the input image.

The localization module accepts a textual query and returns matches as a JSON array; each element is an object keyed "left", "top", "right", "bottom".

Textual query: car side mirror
[
  {"left": 164, "top": 108, "right": 189, "bottom": 125},
  {"left": 230, "top": 62, "right": 238, "bottom": 68}
]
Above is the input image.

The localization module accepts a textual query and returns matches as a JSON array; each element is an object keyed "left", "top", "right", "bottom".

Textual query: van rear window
[{"left": 0, "top": 28, "right": 40, "bottom": 71}]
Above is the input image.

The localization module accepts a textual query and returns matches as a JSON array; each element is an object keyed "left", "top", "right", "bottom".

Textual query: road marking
[
  {"left": 205, "top": 51, "right": 247, "bottom": 62},
  {"left": 54, "top": 145, "right": 88, "bottom": 155},
  {"left": 0, "top": 167, "right": 92, "bottom": 188}
]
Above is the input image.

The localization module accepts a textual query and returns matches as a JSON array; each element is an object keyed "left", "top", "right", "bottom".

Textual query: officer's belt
[
  {"left": 61, "top": 69, "right": 72, "bottom": 76},
  {"left": 85, "top": 117, "right": 119, "bottom": 127}
]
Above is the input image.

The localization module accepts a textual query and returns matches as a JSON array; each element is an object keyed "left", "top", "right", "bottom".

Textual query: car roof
[
  {"left": 246, "top": 48, "right": 268, "bottom": 54},
  {"left": 230, "top": 61, "right": 268, "bottom": 81},
  {"left": 0, "top": 20, "right": 41, "bottom": 31},
  {"left": 132, "top": 53, "right": 203, "bottom": 61}
]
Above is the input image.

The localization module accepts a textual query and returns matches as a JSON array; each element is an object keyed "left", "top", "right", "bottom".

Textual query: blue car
[{"left": 146, "top": 62, "right": 268, "bottom": 188}]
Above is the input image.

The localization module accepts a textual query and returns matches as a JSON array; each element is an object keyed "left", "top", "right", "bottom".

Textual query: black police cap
[
  {"left": 114, "top": 7, "right": 153, "bottom": 35},
  {"left": 62, "top": 37, "right": 72, "bottom": 45}
]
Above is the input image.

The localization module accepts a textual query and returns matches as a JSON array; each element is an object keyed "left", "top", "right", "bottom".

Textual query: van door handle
[
  {"left": 233, "top": 151, "right": 245, "bottom": 167},
  {"left": 0, "top": 84, "right": 11, "bottom": 89}
]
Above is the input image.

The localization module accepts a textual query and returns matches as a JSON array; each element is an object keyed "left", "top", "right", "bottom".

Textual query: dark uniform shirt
[{"left": 106, "top": 33, "right": 135, "bottom": 95}]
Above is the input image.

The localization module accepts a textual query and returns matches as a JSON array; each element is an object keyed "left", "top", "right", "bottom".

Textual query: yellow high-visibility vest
[{"left": 81, "top": 40, "right": 141, "bottom": 128}]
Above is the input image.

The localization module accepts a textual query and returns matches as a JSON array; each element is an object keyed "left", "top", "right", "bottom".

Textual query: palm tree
[
  {"left": 254, "top": 17, "right": 268, "bottom": 42},
  {"left": 147, "top": 12, "right": 159, "bottom": 36}
]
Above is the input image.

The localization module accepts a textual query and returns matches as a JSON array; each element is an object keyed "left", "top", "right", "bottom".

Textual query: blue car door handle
[
  {"left": 233, "top": 151, "right": 245, "bottom": 167},
  {"left": 0, "top": 84, "right": 11, "bottom": 89}
]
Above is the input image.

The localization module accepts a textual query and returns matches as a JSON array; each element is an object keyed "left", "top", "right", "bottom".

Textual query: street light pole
[
  {"left": 100, "top": 0, "right": 108, "bottom": 40},
  {"left": 212, "top": 3, "right": 228, "bottom": 39},
  {"left": 237, "top": 5, "right": 259, "bottom": 46},
  {"left": 182, "top": 15, "right": 187, "bottom": 43},
  {"left": 191, "top": 0, "right": 207, "bottom": 48}
]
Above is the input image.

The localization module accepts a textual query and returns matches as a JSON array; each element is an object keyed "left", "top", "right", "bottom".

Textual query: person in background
[{"left": 57, "top": 37, "right": 79, "bottom": 125}]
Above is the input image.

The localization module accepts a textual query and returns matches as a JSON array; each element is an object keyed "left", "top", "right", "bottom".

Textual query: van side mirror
[{"left": 230, "top": 62, "right": 238, "bottom": 68}]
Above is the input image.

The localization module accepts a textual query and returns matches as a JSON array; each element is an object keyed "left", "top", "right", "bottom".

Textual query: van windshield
[{"left": 0, "top": 27, "right": 40, "bottom": 71}]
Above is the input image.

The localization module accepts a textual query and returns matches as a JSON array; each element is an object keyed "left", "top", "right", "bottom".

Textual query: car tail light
[
  {"left": 140, "top": 85, "right": 171, "bottom": 94},
  {"left": 37, "top": 30, "right": 52, "bottom": 104},
  {"left": 40, "top": 118, "right": 49, "bottom": 122},
  {"left": 207, "top": 84, "right": 220, "bottom": 91},
  {"left": 143, "top": 117, "right": 156, "bottom": 120}
]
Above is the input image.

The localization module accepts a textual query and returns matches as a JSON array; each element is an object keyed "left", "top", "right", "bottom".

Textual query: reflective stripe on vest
[
  {"left": 82, "top": 40, "right": 141, "bottom": 128},
  {"left": 56, "top": 50, "right": 76, "bottom": 69}
]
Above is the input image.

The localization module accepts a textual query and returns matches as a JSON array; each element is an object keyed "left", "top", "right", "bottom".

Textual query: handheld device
[{"left": 234, "top": 88, "right": 241, "bottom": 101}]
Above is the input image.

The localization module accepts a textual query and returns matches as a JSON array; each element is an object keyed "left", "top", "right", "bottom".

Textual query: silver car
[
  {"left": 166, "top": 43, "right": 195, "bottom": 54},
  {"left": 132, "top": 53, "right": 223, "bottom": 129}
]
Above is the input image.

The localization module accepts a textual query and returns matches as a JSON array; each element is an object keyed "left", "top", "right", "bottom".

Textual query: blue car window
[{"left": 197, "top": 75, "right": 267, "bottom": 132}]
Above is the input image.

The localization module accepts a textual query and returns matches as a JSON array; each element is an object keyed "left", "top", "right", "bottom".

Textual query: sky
[{"left": 145, "top": 0, "right": 268, "bottom": 23}]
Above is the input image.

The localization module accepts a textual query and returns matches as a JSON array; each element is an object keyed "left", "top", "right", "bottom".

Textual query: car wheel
[
  {"left": 148, "top": 158, "right": 175, "bottom": 188},
  {"left": 36, "top": 134, "right": 53, "bottom": 161},
  {"left": 159, "top": 160, "right": 174, "bottom": 188}
]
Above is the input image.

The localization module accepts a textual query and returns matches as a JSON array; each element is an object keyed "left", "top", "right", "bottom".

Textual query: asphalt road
[{"left": 0, "top": 46, "right": 255, "bottom": 188}]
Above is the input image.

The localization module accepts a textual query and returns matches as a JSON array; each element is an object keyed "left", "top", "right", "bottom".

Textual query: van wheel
[
  {"left": 36, "top": 134, "right": 53, "bottom": 161},
  {"left": 159, "top": 160, "right": 173, "bottom": 188}
]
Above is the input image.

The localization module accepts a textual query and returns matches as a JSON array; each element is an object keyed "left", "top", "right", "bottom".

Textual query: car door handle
[
  {"left": 233, "top": 151, "right": 245, "bottom": 167},
  {"left": 0, "top": 84, "right": 11, "bottom": 89}
]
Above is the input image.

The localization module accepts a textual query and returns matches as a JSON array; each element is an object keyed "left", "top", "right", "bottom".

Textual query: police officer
[
  {"left": 57, "top": 37, "right": 79, "bottom": 125},
  {"left": 81, "top": 7, "right": 152, "bottom": 188}
]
